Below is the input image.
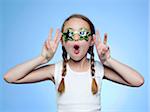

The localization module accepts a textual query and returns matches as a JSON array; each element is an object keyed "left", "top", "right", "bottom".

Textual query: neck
[{"left": 68, "top": 56, "right": 90, "bottom": 72}]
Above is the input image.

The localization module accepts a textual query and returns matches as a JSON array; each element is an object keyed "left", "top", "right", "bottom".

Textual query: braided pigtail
[
  {"left": 57, "top": 46, "right": 68, "bottom": 94},
  {"left": 61, "top": 14, "right": 97, "bottom": 94},
  {"left": 90, "top": 46, "right": 98, "bottom": 95}
]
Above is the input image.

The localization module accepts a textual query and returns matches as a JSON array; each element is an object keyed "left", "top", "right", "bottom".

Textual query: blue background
[{"left": 0, "top": 0, "right": 149, "bottom": 112}]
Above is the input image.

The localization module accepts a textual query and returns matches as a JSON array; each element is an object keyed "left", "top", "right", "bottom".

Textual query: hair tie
[{"left": 92, "top": 76, "right": 95, "bottom": 78}]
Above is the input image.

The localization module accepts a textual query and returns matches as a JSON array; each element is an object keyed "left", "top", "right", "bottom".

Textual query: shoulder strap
[
  {"left": 54, "top": 60, "right": 63, "bottom": 85},
  {"left": 94, "top": 60, "right": 104, "bottom": 79}
]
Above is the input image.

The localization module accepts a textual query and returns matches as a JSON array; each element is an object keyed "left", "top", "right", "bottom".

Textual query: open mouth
[
  {"left": 74, "top": 44, "right": 79, "bottom": 50},
  {"left": 73, "top": 44, "right": 80, "bottom": 54}
]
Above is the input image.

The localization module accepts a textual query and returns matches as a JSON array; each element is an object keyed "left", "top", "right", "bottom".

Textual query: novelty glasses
[{"left": 62, "top": 28, "right": 91, "bottom": 42}]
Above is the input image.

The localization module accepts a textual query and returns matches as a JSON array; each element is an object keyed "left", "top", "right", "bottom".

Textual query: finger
[
  {"left": 53, "top": 28, "right": 59, "bottom": 43},
  {"left": 44, "top": 41, "right": 47, "bottom": 49},
  {"left": 46, "top": 38, "right": 53, "bottom": 50},
  {"left": 102, "top": 44, "right": 108, "bottom": 51},
  {"left": 105, "top": 45, "right": 110, "bottom": 51},
  {"left": 93, "top": 34, "right": 98, "bottom": 48},
  {"left": 93, "top": 33, "right": 100, "bottom": 48},
  {"left": 45, "top": 40, "right": 49, "bottom": 50},
  {"left": 48, "top": 28, "right": 53, "bottom": 40},
  {"left": 103, "top": 33, "right": 108, "bottom": 45},
  {"left": 93, "top": 34, "right": 101, "bottom": 55},
  {"left": 46, "top": 40, "right": 50, "bottom": 49},
  {"left": 56, "top": 31, "right": 62, "bottom": 43},
  {"left": 107, "top": 46, "right": 110, "bottom": 51},
  {"left": 53, "top": 29, "right": 61, "bottom": 50},
  {"left": 96, "top": 30, "right": 101, "bottom": 43},
  {"left": 93, "top": 34, "right": 96, "bottom": 44},
  {"left": 54, "top": 32, "right": 62, "bottom": 51}
]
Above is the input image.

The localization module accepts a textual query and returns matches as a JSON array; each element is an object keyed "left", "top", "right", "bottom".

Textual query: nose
[{"left": 74, "top": 33, "right": 80, "bottom": 41}]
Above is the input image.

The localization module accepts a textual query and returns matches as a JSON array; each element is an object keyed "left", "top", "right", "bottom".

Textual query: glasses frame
[{"left": 62, "top": 28, "right": 92, "bottom": 42}]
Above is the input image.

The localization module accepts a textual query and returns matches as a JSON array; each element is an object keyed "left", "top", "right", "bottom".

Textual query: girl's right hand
[{"left": 41, "top": 28, "right": 62, "bottom": 64}]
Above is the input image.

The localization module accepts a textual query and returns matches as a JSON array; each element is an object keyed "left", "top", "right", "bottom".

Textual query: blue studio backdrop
[{"left": 0, "top": 0, "right": 149, "bottom": 112}]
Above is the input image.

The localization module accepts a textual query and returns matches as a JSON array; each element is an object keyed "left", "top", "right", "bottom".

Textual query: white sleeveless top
[{"left": 54, "top": 60, "right": 104, "bottom": 112}]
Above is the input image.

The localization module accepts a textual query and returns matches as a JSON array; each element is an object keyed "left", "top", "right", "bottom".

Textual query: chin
[{"left": 70, "top": 55, "right": 86, "bottom": 62}]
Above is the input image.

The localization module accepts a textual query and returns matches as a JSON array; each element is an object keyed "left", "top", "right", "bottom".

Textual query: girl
[{"left": 3, "top": 14, "right": 144, "bottom": 112}]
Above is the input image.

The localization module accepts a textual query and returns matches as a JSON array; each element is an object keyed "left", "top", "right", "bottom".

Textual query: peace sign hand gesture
[
  {"left": 41, "top": 28, "right": 62, "bottom": 64},
  {"left": 93, "top": 31, "right": 111, "bottom": 66}
]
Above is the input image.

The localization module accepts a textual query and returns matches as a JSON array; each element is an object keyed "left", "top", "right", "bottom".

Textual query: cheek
[
  {"left": 64, "top": 42, "right": 72, "bottom": 48},
  {"left": 80, "top": 41, "right": 90, "bottom": 51},
  {"left": 63, "top": 42, "right": 73, "bottom": 51},
  {"left": 63, "top": 40, "right": 91, "bottom": 53}
]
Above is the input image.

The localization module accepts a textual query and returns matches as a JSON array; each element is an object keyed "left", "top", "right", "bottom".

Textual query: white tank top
[{"left": 54, "top": 60, "right": 104, "bottom": 112}]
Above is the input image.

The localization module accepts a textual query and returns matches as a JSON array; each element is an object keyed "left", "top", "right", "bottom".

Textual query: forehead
[{"left": 63, "top": 18, "right": 90, "bottom": 31}]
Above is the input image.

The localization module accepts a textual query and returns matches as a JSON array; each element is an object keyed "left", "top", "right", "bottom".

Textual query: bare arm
[
  {"left": 3, "top": 55, "right": 55, "bottom": 84},
  {"left": 94, "top": 31, "right": 144, "bottom": 87},
  {"left": 3, "top": 28, "right": 61, "bottom": 84},
  {"left": 103, "top": 57, "right": 144, "bottom": 87},
  {"left": 103, "top": 65, "right": 130, "bottom": 86}
]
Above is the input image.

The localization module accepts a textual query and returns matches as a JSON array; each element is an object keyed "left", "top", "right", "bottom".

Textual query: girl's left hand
[{"left": 93, "top": 31, "right": 111, "bottom": 66}]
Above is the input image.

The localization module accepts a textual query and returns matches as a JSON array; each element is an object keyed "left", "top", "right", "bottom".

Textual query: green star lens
[
  {"left": 62, "top": 28, "right": 74, "bottom": 42},
  {"left": 62, "top": 28, "right": 91, "bottom": 42}
]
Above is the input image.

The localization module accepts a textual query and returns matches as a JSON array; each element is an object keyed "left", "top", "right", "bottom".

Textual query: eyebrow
[
  {"left": 64, "top": 27, "right": 73, "bottom": 32},
  {"left": 64, "top": 27, "right": 90, "bottom": 32}
]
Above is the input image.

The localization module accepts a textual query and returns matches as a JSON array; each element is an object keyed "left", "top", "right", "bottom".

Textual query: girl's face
[{"left": 62, "top": 18, "right": 94, "bottom": 61}]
